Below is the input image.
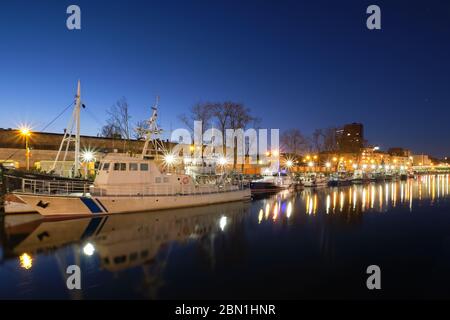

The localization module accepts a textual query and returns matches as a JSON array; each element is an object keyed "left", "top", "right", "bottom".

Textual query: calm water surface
[{"left": 1, "top": 175, "right": 450, "bottom": 299}]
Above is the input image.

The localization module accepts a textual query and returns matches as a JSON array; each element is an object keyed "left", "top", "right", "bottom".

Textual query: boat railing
[
  {"left": 18, "top": 178, "right": 92, "bottom": 196},
  {"left": 14, "top": 178, "right": 246, "bottom": 197},
  {"left": 90, "top": 183, "right": 245, "bottom": 197}
]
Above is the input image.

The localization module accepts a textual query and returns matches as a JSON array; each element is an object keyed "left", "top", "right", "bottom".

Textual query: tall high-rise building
[{"left": 336, "top": 123, "right": 364, "bottom": 153}]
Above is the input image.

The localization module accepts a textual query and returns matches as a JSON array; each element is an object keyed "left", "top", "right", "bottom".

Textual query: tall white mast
[
  {"left": 51, "top": 80, "right": 82, "bottom": 177},
  {"left": 74, "top": 80, "right": 81, "bottom": 174}
]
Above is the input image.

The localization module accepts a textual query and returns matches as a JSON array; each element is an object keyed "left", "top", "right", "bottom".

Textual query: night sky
[{"left": 0, "top": 0, "right": 449, "bottom": 156}]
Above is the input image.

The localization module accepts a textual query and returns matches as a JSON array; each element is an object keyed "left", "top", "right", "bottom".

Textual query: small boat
[
  {"left": 328, "top": 172, "right": 351, "bottom": 187},
  {"left": 369, "top": 171, "right": 385, "bottom": 182},
  {"left": 303, "top": 173, "right": 327, "bottom": 188},
  {"left": 250, "top": 173, "right": 293, "bottom": 194},
  {"left": 350, "top": 170, "right": 365, "bottom": 184}
]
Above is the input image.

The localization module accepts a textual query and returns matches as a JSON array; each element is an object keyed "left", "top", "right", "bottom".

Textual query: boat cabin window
[
  {"left": 163, "top": 177, "right": 169, "bottom": 183},
  {"left": 140, "top": 163, "right": 149, "bottom": 171},
  {"left": 114, "top": 163, "right": 127, "bottom": 171},
  {"left": 155, "top": 177, "right": 161, "bottom": 183},
  {"left": 129, "top": 163, "right": 138, "bottom": 171},
  {"left": 102, "top": 163, "right": 110, "bottom": 171}
]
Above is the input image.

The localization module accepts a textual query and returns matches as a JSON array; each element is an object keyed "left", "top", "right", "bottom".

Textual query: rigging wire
[{"left": 3, "top": 101, "right": 75, "bottom": 162}]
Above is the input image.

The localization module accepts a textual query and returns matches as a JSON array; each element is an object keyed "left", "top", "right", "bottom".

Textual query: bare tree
[
  {"left": 311, "top": 128, "right": 324, "bottom": 153},
  {"left": 179, "top": 102, "right": 214, "bottom": 159},
  {"left": 322, "top": 127, "right": 338, "bottom": 152},
  {"left": 101, "top": 97, "right": 132, "bottom": 151},
  {"left": 179, "top": 102, "right": 214, "bottom": 133},
  {"left": 281, "top": 129, "right": 309, "bottom": 155},
  {"left": 134, "top": 120, "right": 150, "bottom": 140},
  {"left": 100, "top": 123, "right": 122, "bottom": 139},
  {"left": 226, "top": 102, "right": 259, "bottom": 169}
]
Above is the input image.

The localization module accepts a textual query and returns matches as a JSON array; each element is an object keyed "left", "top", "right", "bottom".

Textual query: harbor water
[{"left": 1, "top": 175, "right": 450, "bottom": 299}]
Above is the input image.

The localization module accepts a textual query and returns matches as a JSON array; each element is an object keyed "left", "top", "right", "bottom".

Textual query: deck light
[{"left": 164, "top": 154, "right": 176, "bottom": 164}]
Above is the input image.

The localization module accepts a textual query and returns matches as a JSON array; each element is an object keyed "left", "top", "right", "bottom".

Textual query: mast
[
  {"left": 51, "top": 80, "right": 82, "bottom": 177},
  {"left": 74, "top": 81, "right": 81, "bottom": 175},
  {"left": 138, "top": 96, "right": 166, "bottom": 159}
]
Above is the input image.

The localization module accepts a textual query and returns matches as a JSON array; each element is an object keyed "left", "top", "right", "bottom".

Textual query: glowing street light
[
  {"left": 218, "top": 157, "right": 228, "bottom": 166},
  {"left": 308, "top": 161, "right": 314, "bottom": 167},
  {"left": 81, "top": 150, "right": 95, "bottom": 163},
  {"left": 325, "top": 162, "right": 331, "bottom": 168},
  {"left": 18, "top": 125, "right": 32, "bottom": 171},
  {"left": 286, "top": 160, "right": 293, "bottom": 168}
]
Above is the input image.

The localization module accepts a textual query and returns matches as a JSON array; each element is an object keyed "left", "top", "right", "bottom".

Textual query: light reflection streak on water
[{"left": 257, "top": 175, "right": 450, "bottom": 219}]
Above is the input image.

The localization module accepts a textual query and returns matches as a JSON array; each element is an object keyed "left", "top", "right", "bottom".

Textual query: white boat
[
  {"left": 303, "top": 173, "right": 328, "bottom": 187},
  {"left": 10, "top": 97, "right": 250, "bottom": 217},
  {"left": 11, "top": 153, "right": 251, "bottom": 217}
]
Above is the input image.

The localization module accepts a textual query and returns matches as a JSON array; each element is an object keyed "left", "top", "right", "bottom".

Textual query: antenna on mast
[
  {"left": 138, "top": 96, "right": 166, "bottom": 159},
  {"left": 51, "top": 80, "right": 82, "bottom": 177}
]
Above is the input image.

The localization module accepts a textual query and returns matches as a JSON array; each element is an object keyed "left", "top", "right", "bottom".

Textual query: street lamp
[{"left": 19, "top": 126, "right": 32, "bottom": 171}]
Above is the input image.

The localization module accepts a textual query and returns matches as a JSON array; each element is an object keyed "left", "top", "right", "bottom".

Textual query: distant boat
[
  {"left": 350, "top": 170, "right": 365, "bottom": 184},
  {"left": 328, "top": 172, "right": 351, "bottom": 187},
  {"left": 303, "top": 173, "right": 327, "bottom": 188},
  {"left": 250, "top": 172, "right": 293, "bottom": 194}
]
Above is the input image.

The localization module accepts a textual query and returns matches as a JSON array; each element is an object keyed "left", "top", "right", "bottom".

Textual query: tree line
[{"left": 99, "top": 97, "right": 339, "bottom": 157}]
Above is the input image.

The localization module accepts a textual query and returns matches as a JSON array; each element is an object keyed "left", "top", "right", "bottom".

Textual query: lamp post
[{"left": 19, "top": 127, "right": 32, "bottom": 171}]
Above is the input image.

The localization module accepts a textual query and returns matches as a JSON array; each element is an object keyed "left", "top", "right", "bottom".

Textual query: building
[
  {"left": 388, "top": 147, "right": 411, "bottom": 158},
  {"left": 336, "top": 123, "right": 364, "bottom": 153},
  {"left": 411, "top": 154, "right": 431, "bottom": 166}
]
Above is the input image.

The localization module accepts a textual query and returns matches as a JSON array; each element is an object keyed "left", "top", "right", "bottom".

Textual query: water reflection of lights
[
  {"left": 19, "top": 253, "right": 33, "bottom": 270},
  {"left": 219, "top": 216, "right": 227, "bottom": 231},
  {"left": 258, "top": 209, "right": 264, "bottom": 223},
  {"left": 326, "top": 195, "right": 330, "bottom": 214},
  {"left": 254, "top": 175, "right": 450, "bottom": 222},
  {"left": 83, "top": 243, "right": 95, "bottom": 256},
  {"left": 286, "top": 202, "right": 292, "bottom": 218}
]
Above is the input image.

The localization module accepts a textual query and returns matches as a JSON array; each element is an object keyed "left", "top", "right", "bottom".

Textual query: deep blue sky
[{"left": 0, "top": 0, "right": 449, "bottom": 156}]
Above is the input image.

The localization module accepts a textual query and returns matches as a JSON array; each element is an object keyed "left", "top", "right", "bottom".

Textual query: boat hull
[{"left": 13, "top": 189, "right": 251, "bottom": 216}]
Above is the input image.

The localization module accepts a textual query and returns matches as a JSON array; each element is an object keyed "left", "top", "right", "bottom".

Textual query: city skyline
[{"left": 1, "top": 0, "right": 449, "bottom": 157}]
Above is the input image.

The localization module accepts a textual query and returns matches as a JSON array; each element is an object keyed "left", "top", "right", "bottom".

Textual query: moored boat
[
  {"left": 303, "top": 173, "right": 327, "bottom": 188},
  {"left": 12, "top": 153, "right": 251, "bottom": 217}
]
